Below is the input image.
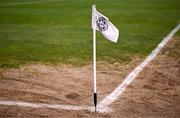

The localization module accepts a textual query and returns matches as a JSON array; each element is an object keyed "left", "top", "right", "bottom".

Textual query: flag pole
[
  {"left": 91, "top": 3, "right": 119, "bottom": 112},
  {"left": 93, "top": 23, "right": 97, "bottom": 112}
]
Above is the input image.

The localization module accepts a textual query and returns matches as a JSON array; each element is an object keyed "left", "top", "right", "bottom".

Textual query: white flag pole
[
  {"left": 93, "top": 23, "right": 97, "bottom": 111},
  {"left": 91, "top": 3, "right": 119, "bottom": 112}
]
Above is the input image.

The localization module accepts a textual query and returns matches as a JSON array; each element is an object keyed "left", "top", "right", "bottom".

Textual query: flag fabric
[{"left": 92, "top": 5, "right": 119, "bottom": 43}]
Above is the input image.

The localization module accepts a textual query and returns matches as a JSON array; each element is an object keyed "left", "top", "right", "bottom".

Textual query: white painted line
[
  {"left": 0, "top": 100, "right": 112, "bottom": 113},
  {"left": 0, "top": 0, "right": 63, "bottom": 7},
  {"left": 99, "top": 24, "right": 180, "bottom": 106}
]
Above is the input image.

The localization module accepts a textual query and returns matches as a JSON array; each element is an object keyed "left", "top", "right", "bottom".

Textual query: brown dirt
[{"left": 0, "top": 37, "right": 180, "bottom": 118}]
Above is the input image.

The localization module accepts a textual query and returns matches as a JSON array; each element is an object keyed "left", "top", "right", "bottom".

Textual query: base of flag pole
[{"left": 94, "top": 93, "right": 97, "bottom": 112}]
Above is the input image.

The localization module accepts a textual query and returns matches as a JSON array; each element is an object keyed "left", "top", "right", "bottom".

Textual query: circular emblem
[{"left": 96, "top": 17, "right": 108, "bottom": 31}]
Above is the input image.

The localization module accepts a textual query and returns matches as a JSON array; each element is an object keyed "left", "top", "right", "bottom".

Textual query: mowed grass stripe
[
  {"left": 0, "top": 0, "right": 180, "bottom": 67},
  {"left": 0, "top": 0, "right": 76, "bottom": 7}
]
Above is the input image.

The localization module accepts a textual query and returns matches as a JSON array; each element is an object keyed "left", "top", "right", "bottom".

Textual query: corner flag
[
  {"left": 92, "top": 5, "right": 119, "bottom": 43},
  {"left": 91, "top": 5, "right": 119, "bottom": 111}
]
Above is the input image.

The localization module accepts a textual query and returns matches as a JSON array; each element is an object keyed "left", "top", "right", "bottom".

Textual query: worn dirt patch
[
  {"left": 0, "top": 54, "right": 142, "bottom": 106},
  {"left": 0, "top": 37, "right": 179, "bottom": 118}
]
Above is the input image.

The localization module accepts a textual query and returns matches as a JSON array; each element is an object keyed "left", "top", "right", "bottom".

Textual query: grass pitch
[{"left": 0, "top": 0, "right": 179, "bottom": 67}]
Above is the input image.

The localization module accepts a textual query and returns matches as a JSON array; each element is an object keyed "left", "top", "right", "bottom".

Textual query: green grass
[
  {"left": 176, "top": 30, "right": 180, "bottom": 36},
  {"left": 0, "top": 0, "right": 180, "bottom": 68}
]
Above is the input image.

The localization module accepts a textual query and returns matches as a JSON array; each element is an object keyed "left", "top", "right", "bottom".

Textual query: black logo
[{"left": 96, "top": 17, "right": 108, "bottom": 31}]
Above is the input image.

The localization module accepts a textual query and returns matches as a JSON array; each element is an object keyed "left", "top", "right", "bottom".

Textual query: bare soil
[{"left": 0, "top": 37, "right": 179, "bottom": 118}]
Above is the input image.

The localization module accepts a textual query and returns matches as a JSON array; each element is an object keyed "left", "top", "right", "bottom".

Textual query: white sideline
[
  {"left": 0, "top": 0, "right": 63, "bottom": 7},
  {"left": 99, "top": 24, "right": 180, "bottom": 106},
  {"left": 0, "top": 100, "right": 112, "bottom": 113}
]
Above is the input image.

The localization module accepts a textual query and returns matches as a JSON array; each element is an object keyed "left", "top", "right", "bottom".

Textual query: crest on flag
[{"left": 96, "top": 17, "right": 108, "bottom": 31}]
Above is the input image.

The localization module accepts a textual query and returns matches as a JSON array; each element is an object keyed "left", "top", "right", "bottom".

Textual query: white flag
[{"left": 92, "top": 5, "right": 119, "bottom": 43}]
